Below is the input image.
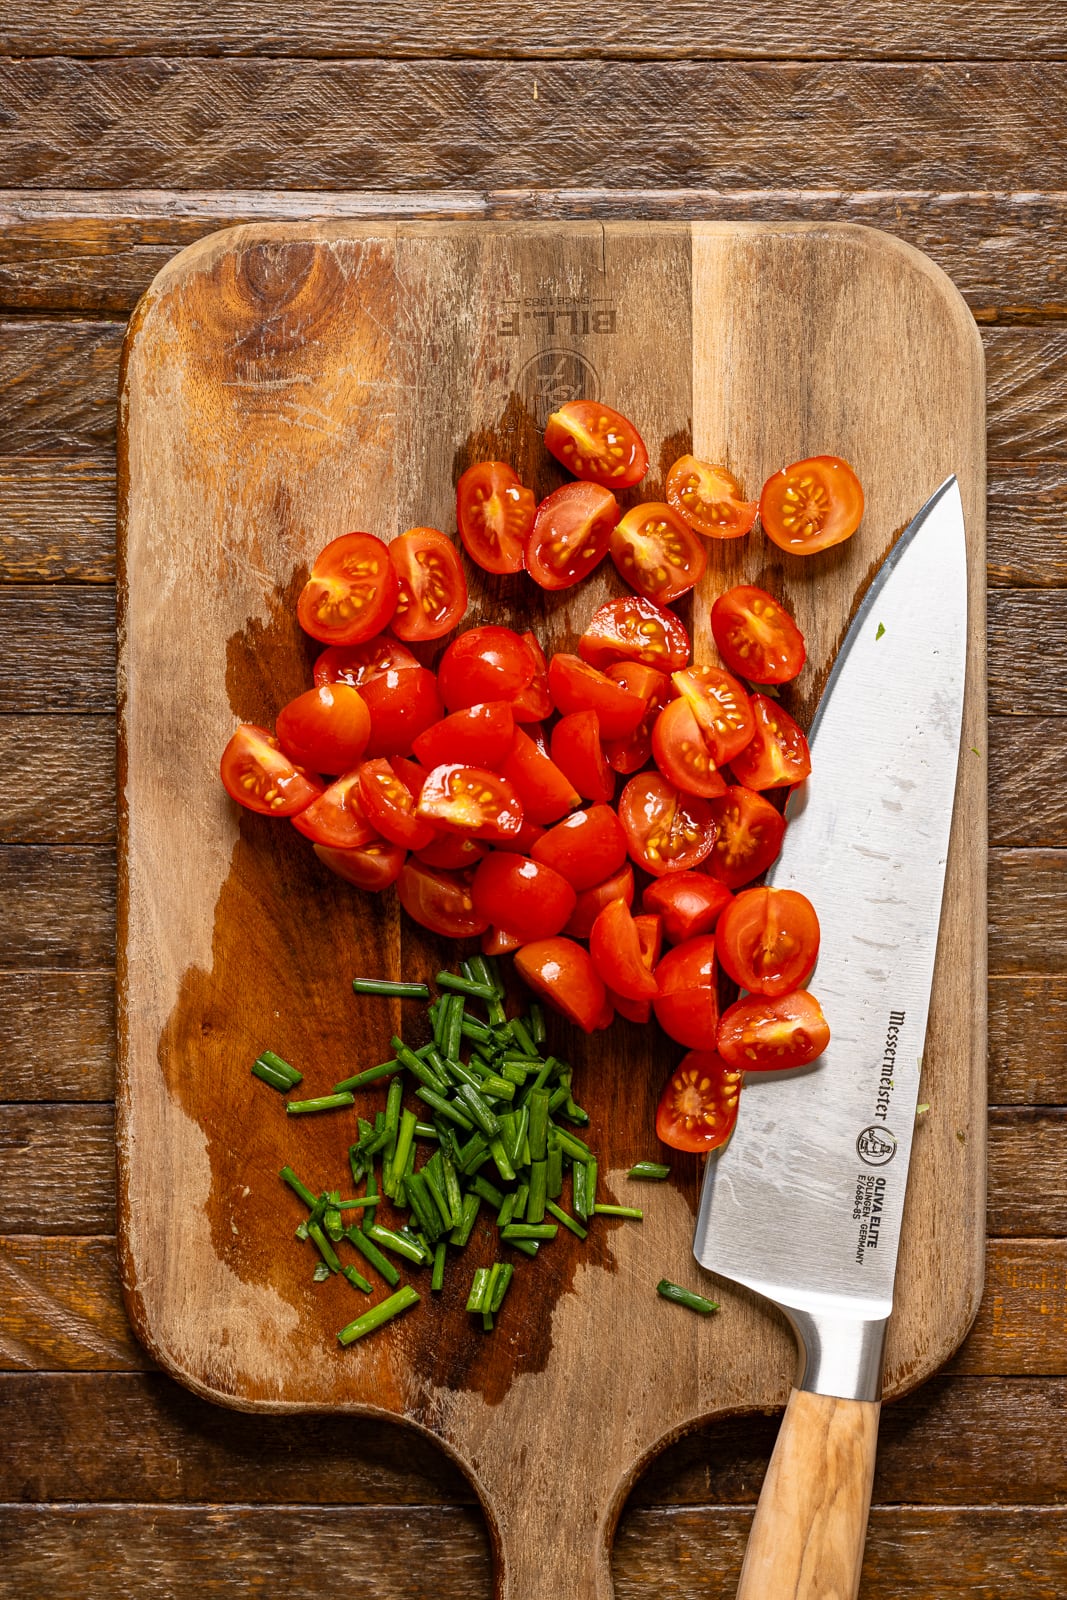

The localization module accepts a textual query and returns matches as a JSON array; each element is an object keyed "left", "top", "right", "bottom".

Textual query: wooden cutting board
[{"left": 117, "top": 221, "right": 986, "bottom": 1598}]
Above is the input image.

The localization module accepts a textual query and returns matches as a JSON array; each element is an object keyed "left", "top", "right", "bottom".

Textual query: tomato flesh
[
  {"left": 531, "top": 804, "right": 628, "bottom": 891},
  {"left": 618, "top": 772, "right": 718, "bottom": 877},
  {"left": 358, "top": 758, "right": 436, "bottom": 850},
  {"left": 716, "top": 887, "right": 820, "bottom": 997},
  {"left": 651, "top": 696, "right": 727, "bottom": 800},
  {"left": 291, "top": 769, "right": 379, "bottom": 849},
  {"left": 315, "top": 838, "right": 406, "bottom": 892},
  {"left": 275, "top": 683, "right": 371, "bottom": 775},
  {"left": 653, "top": 936, "right": 720, "bottom": 1050},
  {"left": 671, "top": 666, "right": 755, "bottom": 767},
  {"left": 710, "top": 585, "right": 806, "bottom": 684},
  {"left": 564, "top": 863, "right": 635, "bottom": 939},
  {"left": 656, "top": 1050, "right": 743, "bottom": 1152},
  {"left": 543, "top": 400, "right": 648, "bottom": 489},
  {"left": 412, "top": 701, "right": 516, "bottom": 770},
  {"left": 589, "top": 897, "right": 658, "bottom": 1001},
  {"left": 500, "top": 728, "right": 581, "bottom": 825},
  {"left": 509, "top": 631, "right": 553, "bottom": 722},
  {"left": 642, "top": 872, "right": 733, "bottom": 945},
  {"left": 417, "top": 764, "right": 524, "bottom": 844},
  {"left": 547, "top": 653, "right": 646, "bottom": 741},
  {"left": 456, "top": 460, "right": 533, "bottom": 575},
  {"left": 471, "top": 852, "right": 577, "bottom": 942},
  {"left": 665, "top": 456, "right": 757, "bottom": 540},
  {"left": 579, "top": 595, "right": 690, "bottom": 674},
  {"left": 550, "top": 710, "right": 614, "bottom": 805},
  {"left": 314, "top": 637, "right": 418, "bottom": 688},
  {"left": 730, "top": 694, "right": 812, "bottom": 791},
  {"left": 388, "top": 526, "right": 467, "bottom": 642},
  {"left": 397, "top": 861, "right": 488, "bottom": 938},
  {"left": 220, "top": 724, "right": 322, "bottom": 817},
  {"left": 526, "top": 482, "right": 619, "bottom": 591},
  {"left": 760, "top": 455, "right": 864, "bottom": 555},
  {"left": 717, "top": 989, "right": 830, "bottom": 1070},
  {"left": 297, "top": 531, "right": 398, "bottom": 645},
  {"left": 609, "top": 502, "right": 706, "bottom": 603},
  {"left": 514, "top": 936, "right": 608, "bottom": 1033},
  {"left": 703, "top": 785, "right": 786, "bottom": 889}
]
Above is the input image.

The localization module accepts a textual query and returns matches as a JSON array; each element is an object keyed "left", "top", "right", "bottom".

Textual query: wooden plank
[
  {"left": 989, "top": 720, "right": 1066, "bottom": 849},
  {"left": 0, "top": 972, "right": 114, "bottom": 1102},
  {"left": 951, "top": 1240, "right": 1067, "bottom": 1376},
  {"left": 988, "top": 977, "right": 1067, "bottom": 1103},
  {"left": 988, "top": 1110, "right": 1067, "bottom": 1237},
  {"left": 0, "top": 590, "right": 115, "bottom": 713},
  {"left": 988, "top": 592, "right": 1067, "bottom": 714},
  {"left": 986, "top": 462, "right": 1067, "bottom": 585},
  {"left": 988, "top": 850, "right": 1067, "bottom": 974},
  {"left": 987, "top": 326, "right": 1067, "bottom": 457},
  {"left": 0, "top": 847, "right": 115, "bottom": 969},
  {"left": 0, "top": 717, "right": 114, "bottom": 844}
]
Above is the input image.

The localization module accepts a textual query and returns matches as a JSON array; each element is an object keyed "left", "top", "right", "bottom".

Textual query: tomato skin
[
  {"left": 438, "top": 626, "right": 536, "bottom": 712},
  {"left": 526, "top": 481, "right": 619, "bottom": 591},
  {"left": 315, "top": 837, "right": 406, "bottom": 891},
  {"left": 609, "top": 502, "right": 707, "bottom": 603},
  {"left": 314, "top": 637, "right": 419, "bottom": 688},
  {"left": 547, "top": 653, "right": 646, "bottom": 741},
  {"left": 729, "top": 694, "right": 812, "bottom": 791},
  {"left": 618, "top": 772, "right": 718, "bottom": 877},
  {"left": 759, "top": 455, "right": 864, "bottom": 555},
  {"left": 291, "top": 769, "right": 379, "bottom": 848},
  {"left": 531, "top": 804, "right": 629, "bottom": 891},
  {"left": 716, "top": 887, "right": 820, "bottom": 997},
  {"left": 483, "top": 926, "right": 524, "bottom": 955},
  {"left": 704, "top": 785, "right": 786, "bottom": 890},
  {"left": 603, "top": 661, "right": 674, "bottom": 774},
  {"left": 416, "top": 763, "right": 524, "bottom": 844},
  {"left": 717, "top": 989, "right": 830, "bottom": 1070},
  {"left": 656, "top": 1050, "right": 743, "bottom": 1152},
  {"left": 550, "top": 711, "right": 614, "bottom": 805},
  {"left": 412, "top": 701, "right": 516, "bottom": 770},
  {"left": 275, "top": 683, "right": 371, "bottom": 775},
  {"left": 297, "top": 532, "right": 398, "bottom": 645},
  {"left": 456, "top": 460, "right": 533, "bottom": 575},
  {"left": 642, "top": 872, "right": 733, "bottom": 945},
  {"left": 543, "top": 400, "right": 648, "bottom": 489},
  {"left": 360, "top": 666, "right": 443, "bottom": 758},
  {"left": 357, "top": 758, "right": 436, "bottom": 850},
  {"left": 413, "top": 832, "right": 489, "bottom": 871},
  {"left": 665, "top": 456, "right": 757, "bottom": 540},
  {"left": 501, "top": 728, "right": 581, "bottom": 825},
  {"left": 510, "top": 632, "right": 553, "bottom": 722},
  {"left": 672, "top": 666, "right": 755, "bottom": 767},
  {"left": 589, "top": 898, "right": 659, "bottom": 1001},
  {"left": 471, "top": 852, "right": 577, "bottom": 942},
  {"left": 564, "top": 863, "right": 635, "bottom": 938},
  {"left": 652, "top": 696, "right": 728, "bottom": 799},
  {"left": 514, "top": 937, "right": 608, "bottom": 1033},
  {"left": 710, "top": 585, "right": 806, "bottom": 684},
  {"left": 220, "top": 724, "right": 322, "bottom": 817},
  {"left": 388, "top": 526, "right": 468, "bottom": 642},
  {"left": 397, "top": 861, "right": 488, "bottom": 938},
  {"left": 579, "top": 595, "right": 690, "bottom": 674},
  {"left": 652, "top": 936, "right": 720, "bottom": 1049}
]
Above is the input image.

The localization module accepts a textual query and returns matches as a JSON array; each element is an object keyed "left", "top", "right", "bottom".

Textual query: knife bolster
[{"left": 784, "top": 1306, "right": 888, "bottom": 1402}]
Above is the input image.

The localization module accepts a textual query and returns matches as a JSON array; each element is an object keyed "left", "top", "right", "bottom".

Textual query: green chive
[
  {"left": 455, "top": 1083, "right": 501, "bottom": 1139},
  {"left": 333, "top": 1059, "right": 403, "bottom": 1093},
  {"left": 466, "top": 1267, "right": 492, "bottom": 1313},
  {"left": 435, "top": 971, "right": 495, "bottom": 1000},
  {"left": 628, "top": 1162, "right": 671, "bottom": 1181},
  {"left": 391, "top": 1037, "right": 448, "bottom": 1094},
  {"left": 338, "top": 1284, "right": 420, "bottom": 1345},
  {"left": 509, "top": 1017, "right": 537, "bottom": 1057},
  {"left": 307, "top": 1222, "right": 341, "bottom": 1273},
  {"left": 414, "top": 1121, "right": 439, "bottom": 1139},
  {"left": 527, "top": 1003, "right": 546, "bottom": 1045},
  {"left": 362, "top": 1165, "right": 379, "bottom": 1235},
  {"left": 280, "top": 1166, "right": 316, "bottom": 1210},
  {"left": 656, "top": 1280, "right": 719, "bottom": 1315},
  {"left": 487, "top": 1135, "right": 516, "bottom": 1183},
  {"left": 471, "top": 1174, "right": 505, "bottom": 1210},
  {"left": 431, "top": 1242, "right": 447, "bottom": 1292},
  {"left": 344, "top": 1224, "right": 400, "bottom": 1287},
  {"left": 573, "top": 1160, "right": 591, "bottom": 1223},
  {"left": 444, "top": 994, "right": 465, "bottom": 1062},
  {"left": 546, "top": 1129, "right": 563, "bottom": 1199},
  {"left": 489, "top": 1262, "right": 514, "bottom": 1313},
  {"left": 366, "top": 1224, "right": 429, "bottom": 1266},
  {"left": 335, "top": 1197, "right": 379, "bottom": 1211},
  {"left": 351, "top": 978, "right": 431, "bottom": 999},
  {"left": 460, "top": 1015, "right": 493, "bottom": 1045},
  {"left": 415, "top": 1087, "right": 475, "bottom": 1131},
  {"left": 527, "top": 1089, "right": 550, "bottom": 1162},
  {"left": 258, "top": 1049, "right": 303, "bottom": 1084},
  {"left": 497, "top": 1192, "right": 517, "bottom": 1229},
  {"left": 527, "top": 1160, "right": 548, "bottom": 1224},
  {"left": 501, "top": 1223, "right": 558, "bottom": 1241},
  {"left": 545, "top": 1200, "right": 587, "bottom": 1240},
  {"left": 449, "top": 1191, "right": 481, "bottom": 1247},
  {"left": 593, "top": 1204, "right": 643, "bottom": 1220},
  {"left": 343, "top": 1265, "right": 373, "bottom": 1294},
  {"left": 286, "top": 1091, "right": 355, "bottom": 1115},
  {"left": 509, "top": 1237, "right": 540, "bottom": 1258},
  {"left": 313, "top": 1262, "right": 331, "bottom": 1282},
  {"left": 253, "top": 1060, "right": 298, "bottom": 1093}
]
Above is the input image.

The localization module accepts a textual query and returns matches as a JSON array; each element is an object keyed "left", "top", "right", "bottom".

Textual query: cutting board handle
[
  {"left": 481, "top": 1474, "right": 617, "bottom": 1600},
  {"left": 735, "top": 1388, "right": 880, "bottom": 1600}
]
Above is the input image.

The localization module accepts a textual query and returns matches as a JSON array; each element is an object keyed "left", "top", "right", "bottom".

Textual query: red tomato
[
  {"left": 357, "top": 758, "right": 436, "bottom": 850},
  {"left": 547, "top": 654, "right": 645, "bottom": 741},
  {"left": 653, "top": 936, "right": 720, "bottom": 1049},
  {"left": 579, "top": 595, "right": 690, "bottom": 674},
  {"left": 471, "top": 852, "right": 577, "bottom": 942},
  {"left": 543, "top": 399, "right": 648, "bottom": 489},
  {"left": 412, "top": 701, "right": 516, "bottom": 770},
  {"left": 315, "top": 838, "right": 406, "bottom": 892},
  {"left": 665, "top": 457, "right": 758, "bottom": 540},
  {"left": 671, "top": 666, "right": 754, "bottom": 766},
  {"left": 510, "top": 816, "right": 548, "bottom": 855},
  {"left": 605, "top": 913, "right": 661, "bottom": 1022},
  {"left": 360, "top": 666, "right": 443, "bottom": 758},
  {"left": 730, "top": 695, "right": 812, "bottom": 791},
  {"left": 510, "top": 632, "right": 553, "bottom": 722},
  {"left": 603, "top": 662, "right": 674, "bottom": 774},
  {"left": 501, "top": 728, "right": 581, "bottom": 825},
  {"left": 633, "top": 911, "right": 663, "bottom": 971},
  {"left": 589, "top": 898, "right": 658, "bottom": 1002},
  {"left": 716, "top": 887, "right": 820, "bottom": 997},
  {"left": 417, "top": 764, "right": 524, "bottom": 844},
  {"left": 220, "top": 724, "right": 322, "bottom": 817},
  {"left": 526, "top": 481, "right": 619, "bottom": 591},
  {"left": 564, "top": 863, "right": 635, "bottom": 938},
  {"left": 297, "top": 531, "right": 398, "bottom": 646},
  {"left": 618, "top": 772, "right": 718, "bottom": 877},
  {"left": 643, "top": 873, "right": 733, "bottom": 945},
  {"left": 655, "top": 1050, "right": 743, "bottom": 1152},
  {"left": 710, "top": 585, "right": 806, "bottom": 685},
  {"left": 717, "top": 989, "right": 830, "bottom": 1070},
  {"left": 397, "top": 861, "right": 488, "bottom": 938},
  {"left": 550, "top": 711, "right": 614, "bottom": 805},
  {"left": 609, "top": 502, "right": 706, "bottom": 603},
  {"left": 759, "top": 455, "right": 864, "bottom": 555},
  {"left": 514, "top": 937, "right": 608, "bottom": 1033},
  {"left": 314, "top": 636, "right": 418, "bottom": 688},
  {"left": 483, "top": 927, "right": 523, "bottom": 955},
  {"left": 291, "top": 769, "right": 379, "bottom": 849},
  {"left": 703, "top": 785, "right": 786, "bottom": 889},
  {"left": 531, "top": 804, "right": 628, "bottom": 891},
  {"left": 456, "top": 460, "right": 534, "bottom": 575},
  {"left": 388, "top": 527, "right": 467, "bottom": 642},
  {"left": 275, "top": 683, "right": 371, "bottom": 774},
  {"left": 413, "top": 833, "right": 489, "bottom": 871},
  {"left": 438, "top": 626, "right": 536, "bottom": 712},
  {"left": 651, "top": 696, "right": 727, "bottom": 800}
]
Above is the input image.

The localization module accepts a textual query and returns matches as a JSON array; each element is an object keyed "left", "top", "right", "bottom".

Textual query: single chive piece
[
  {"left": 323, "top": 1205, "right": 345, "bottom": 1242},
  {"left": 487, "top": 994, "right": 507, "bottom": 1027},
  {"left": 509, "top": 1237, "right": 540, "bottom": 1258},
  {"left": 512, "top": 1181, "right": 530, "bottom": 1222},
  {"left": 466, "top": 1267, "right": 492, "bottom": 1313},
  {"left": 467, "top": 953, "right": 500, "bottom": 995},
  {"left": 403, "top": 1171, "right": 444, "bottom": 1241},
  {"left": 440, "top": 1148, "right": 464, "bottom": 1228},
  {"left": 470, "top": 1174, "right": 505, "bottom": 1210},
  {"left": 259, "top": 1048, "right": 302, "bottom": 1081},
  {"left": 338, "top": 1284, "right": 421, "bottom": 1346},
  {"left": 586, "top": 1159, "right": 598, "bottom": 1216},
  {"left": 489, "top": 1262, "right": 514, "bottom": 1313},
  {"left": 345, "top": 1224, "right": 400, "bottom": 1287},
  {"left": 335, "top": 1197, "right": 379, "bottom": 1211},
  {"left": 500, "top": 1223, "right": 558, "bottom": 1241},
  {"left": 547, "top": 1085, "right": 569, "bottom": 1113},
  {"left": 555, "top": 1126, "right": 592, "bottom": 1162},
  {"left": 573, "top": 1160, "right": 590, "bottom": 1223},
  {"left": 527, "top": 1089, "right": 551, "bottom": 1162},
  {"left": 457, "top": 1132, "right": 490, "bottom": 1175},
  {"left": 460, "top": 1015, "right": 493, "bottom": 1045},
  {"left": 444, "top": 994, "right": 465, "bottom": 1065},
  {"left": 656, "top": 1280, "right": 719, "bottom": 1315},
  {"left": 253, "top": 1059, "right": 298, "bottom": 1093},
  {"left": 506, "top": 1105, "right": 530, "bottom": 1169},
  {"left": 313, "top": 1262, "right": 331, "bottom": 1282},
  {"left": 529, "top": 1056, "right": 557, "bottom": 1094},
  {"left": 414, "top": 1121, "right": 440, "bottom": 1139},
  {"left": 362, "top": 1164, "right": 379, "bottom": 1235},
  {"left": 431, "top": 995, "right": 449, "bottom": 1051},
  {"left": 545, "top": 1200, "right": 587, "bottom": 1240},
  {"left": 352, "top": 977, "right": 431, "bottom": 999},
  {"left": 527, "top": 1160, "right": 548, "bottom": 1224},
  {"left": 295, "top": 1221, "right": 309, "bottom": 1241},
  {"left": 498, "top": 1059, "right": 530, "bottom": 1087},
  {"left": 628, "top": 1162, "right": 671, "bottom": 1181},
  {"left": 419, "top": 1167, "right": 454, "bottom": 1234},
  {"left": 333, "top": 1058, "right": 403, "bottom": 1093},
  {"left": 497, "top": 1192, "right": 517, "bottom": 1229},
  {"left": 528, "top": 1002, "right": 546, "bottom": 1046},
  {"left": 482, "top": 1262, "right": 503, "bottom": 1317},
  {"left": 382, "top": 1077, "right": 403, "bottom": 1187},
  {"left": 280, "top": 1166, "right": 317, "bottom": 1210},
  {"left": 593, "top": 1204, "right": 643, "bottom": 1220},
  {"left": 391, "top": 1036, "right": 448, "bottom": 1094},
  {"left": 479, "top": 1072, "right": 517, "bottom": 1102},
  {"left": 455, "top": 1083, "right": 501, "bottom": 1139},
  {"left": 487, "top": 1135, "right": 516, "bottom": 1183},
  {"left": 449, "top": 1190, "right": 482, "bottom": 1247},
  {"left": 366, "top": 1224, "right": 429, "bottom": 1265},
  {"left": 431, "top": 1241, "right": 447, "bottom": 1292},
  {"left": 415, "top": 1087, "right": 475, "bottom": 1131},
  {"left": 343, "top": 1264, "right": 373, "bottom": 1294},
  {"left": 546, "top": 1129, "right": 564, "bottom": 1199},
  {"left": 286, "top": 1090, "right": 355, "bottom": 1115},
  {"left": 509, "top": 1016, "right": 537, "bottom": 1058},
  {"left": 385, "top": 1109, "right": 418, "bottom": 1200},
  {"left": 446, "top": 1056, "right": 493, "bottom": 1095},
  {"left": 435, "top": 971, "right": 496, "bottom": 1001},
  {"left": 307, "top": 1221, "right": 342, "bottom": 1273}
]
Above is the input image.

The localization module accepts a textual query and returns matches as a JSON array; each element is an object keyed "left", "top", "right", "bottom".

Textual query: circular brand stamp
[
  {"left": 856, "top": 1125, "right": 898, "bottom": 1167},
  {"left": 517, "top": 348, "right": 601, "bottom": 426}
]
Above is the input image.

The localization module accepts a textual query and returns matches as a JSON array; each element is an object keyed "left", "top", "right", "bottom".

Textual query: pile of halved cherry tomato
[{"left": 221, "top": 401, "right": 863, "bottom": 1156}]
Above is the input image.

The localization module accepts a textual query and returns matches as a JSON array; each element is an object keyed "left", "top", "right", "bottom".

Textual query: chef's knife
[{"left": 694, "top": 477, "right": 969, "bottom": 1600}]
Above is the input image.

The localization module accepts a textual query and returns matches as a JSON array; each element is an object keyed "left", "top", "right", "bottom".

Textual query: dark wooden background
[{"left": 1, "top": 7, "right": 1066, "bottom": 1595}]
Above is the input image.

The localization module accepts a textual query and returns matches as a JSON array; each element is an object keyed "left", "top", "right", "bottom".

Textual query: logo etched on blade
[{"left": 857, "top": 1126, "right": 898, "bottom": 1167}]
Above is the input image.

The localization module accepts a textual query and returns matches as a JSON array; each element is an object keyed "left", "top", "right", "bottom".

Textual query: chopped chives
[
  {"left": 466, "top": 1267, "right": 492, "bottom": 1313},
  {"left": 414, "top": 1121, "right": 439, "bottom": 1139},
  {"left": 512, "top": 1182, "right": 529, "bottom": 1222},
  {"left": 489, "top": 1262, "right": 514, "bottom": 1313},
  {"left": 343, "top": 1265, "right": 373, "bottom": 1294},
  {"left": 594, "top": 1204, "right": 643, "bottom": 1220},
  {"left": 527, "top": 1089, "right": 550, "bottom": 1162},
  {"left": 338, "top": 1284, "right": 420, "bottom": 1345},
  {"left": 546, "top": 1129, "right": 564, "bottom": 1199},
  {"left": 573, "top": 1161, "right": 591, "bottom": 1223},
  {"left": 449, "top": 1191, "right": 481, "bottom": 1247},
  {"left": 367, "top": 1224, "right": 429, "bottom": 1265},
  {"left": 351, "top": 978, "right": 431, "bottom": 999},
  {"left": 526, "top": 1160, "right": 547, "bottom": 1224},
  {"left": 509, "top": 1237, "right": 540, "bottom": 1258},
  {"left": 471, "top": 1174, "right": 505, "bottom": 1209},
  {"left": 286, "top": 1091, "right": 355, "bottom": 1115},
  {"left": 455, "top": 1083, "right": 501, "bottom": 1139},
  {"left": 280, "top": 1166, "right": 316, "bottom": 1210},
  {"left": 657, "top": 1280, "right": 719, "bottom": 1315},
  {"left": 385, "top": 1110, "right": 418, "bottom": 1200},
  {"left": 555, "top": 1126, "right": 592, "bottom": 1162},
  {"left": 528, "top": 1003, "right": 546, "bottom": 1045},
  {"left": 307, "top": 1222, "right": 341, "bottom": 1273},
  {"left": 444, "top": 993, "right": 465, "bottom": 1062},
  {"left": 497, "top": 1192, "right": 517, "bottom": 1229},
  {"left": 487, "top": 1135, "right": 516, "bottom": 1183},
  {"left": 333, "top": 1059, "right": 403, "bottom": 1093},
  {"left": 545, "top": 1200, "right": 587, "bottom": 1240},
  {"left": 431, "top": 1242, "right": 447, "bottom": 1292},
  {"left": 345, "top": 1224, "right": 400, "bottom": 1286},
  {"left": 336, "top": 1197, "right": 379, "bottom": 1211},
  {"left": 509, "top": 1017, "right": 537, "bottom": 1058},
  {"left": 313, "top": 1262, "right": 331, "bottom": 1282},
  {"left": 362, "top": 1165, "right": 379, "bottom": 1235},
  {"left": 460, "top": 1016, "right": 493, "bottom": 1044},
  {"left": 628, "top": 1162, "right": 671, "bottom": 1181},
  {"left": 435, "top": 971, "right": 496, "bottom": 1000},
  {"left": 258, "top": 1049, "right": 303, "bottom": 1084},
  {"left": 391, "top": 1037, "right": 448, "bottom": 1094},
  {"left": 415, "top": 1087, "right": 475, "bottom": 1131},
  {"left": 253, "top": 1059, "right": 298, "bottom": 1092},
  {"left": 500, "top": 1223, "right": 558, "bottom": 1241},
  {"left": 323, "top": 1205, "right": 344, "bottom": 1241},
  {"left": 467, "top": 954, "right": 499, "bottom": 994}
]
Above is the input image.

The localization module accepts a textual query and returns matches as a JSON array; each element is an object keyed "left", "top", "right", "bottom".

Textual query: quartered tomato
[
  {"left": 275, "top": 683, "right": 371, "bottom": 774},
  {"left": 642, "top": 872, "right": 733, "bottom": 945},
  {"left": 456, "top": 460, "right": 534, "bottom": 575},
  {"left": 609, "top": 502, "right": 707, "bottom": 603},
  {"left": 500, "top": 728, "right": 581, "bottom": 824},
  {"left": 531, "top": 804, "right": 629, "bottom": 891},
  {"left": 220, "top": 724, "right": 322, "bottom": 817},
  {"left": 357, "top": 758, "right": 436, "bottom": 850},
  {"left": 388, "top": 527, "right": 467, "bottom": 642},
  {"left": 703, "top": 785, "right": 786, "bottom": 889},
  {"left": 603, "top": 911, "right": 661, "bottom": 1024},
  {"left": 655, "top": 1050, "right": 743, "bottom": 1152},
  {"left": 291, "top": 769, "right": 379, "bottom": 849},
  {"left": 618, "top": 772, "right": 718, "bottom": 877},
  {"left": 314, "top": 636, "right": 418, "bottom": 688},
  {"left": 397, "top": 860, "right": 488, "bottom": 938},
  {"left": 547, "top": 654, "right": 646, "bottom": 741},
  {"left": 483, "top": 926, "right": 524, "bottom": 957},
  {"left": 514, "top": 936, "right": 608, "bottom": 1033},
  {"left": 564, "top": 862, "right": 635, "bottom": 938},
  {"left": 710, "top": 585, "right": 806, "bottom": 684},
  {"left": 510, "top": 631, "right": 553, "bottom": 722},
  {"left": 296, "top": 531, "right": 398, "bottom": 646},
  {"left": 665, "top": 456, "right": 758, "bottom": 540},
  {"left": 671, "top": 666, "right": 754, "bottom": 767},
  {"left": 716, "top": 887, "right": 820, "bottom": 997},
  {"left": 550, "top": 711, "right": 614, "bottom": 805},
  {"left": 730, "top": 695, "right": 812, "bottom": 791},
  {"left": 438, "top": 626, "right": 536, "bottom": 712},
  {"left": 652, "top": 936, "right": 720, "bottom": 1049},
  {"left": 543, "top": 400, "right": 648, "bottom": 489},
  {"left": 315, "top": 837, "right": 406, "bottom": 892},
  {"left": 651, "top": 696, "right": 728, "bottom": 800},
  {"left": 412, "top": 701, "right": 516, "bottom": 770},
  {"left": 603, "top": 662, "right": 674, "bottom": 775},
  {"left": 416, "top": 764, "right": 524, "bottom": 844},
  {"left": 471, "top": 852, "right": 577, "bottom": 943},
  {"left": 717, "top": 989, "right": 830, "bottom": 1070},
  {"left": 589, "top": 897, "right": 658, "bottom": 1002},
  {"left": 578, "top": 595, "right": 690, "bottom": 674},
  {"left": 413, "top": 832, "right": 489, "bottom": 871},
  {"left": 526, "top": 482, "right": 619, "bottom": 591},
  {"left": 759, "top": 455, "right": 864, "bottom": 555},
  {"left": 360, "top": 666, "right": 443, "bottom": 758}
]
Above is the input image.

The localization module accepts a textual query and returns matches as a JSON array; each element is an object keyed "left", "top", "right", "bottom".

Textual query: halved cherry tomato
[
  {"left": 717, "top": 989, "right": 830, "bottom": 1070},
  {"left": 220, "top": 724, "right": 322, "bottom": 817},
  {"left": 292, "top": 770, "right": 379, "bottom": 849},
  {"left": 438, "top": 626, "right": 536, "bottom": 712},
  {"left": 315, "top": 838, "right": 406, "bottom": 892},
  {"left": 456, "top": 460, "right": 533, "bottom": 575},
  {"left": 531, "top": 804, "right": 628, "bottom": 891},
  {"left": 416, "top": 764, "right": 523, "bottom": 844},
  {"left": 643, "top": 873, "right": 733, "bottom": 945},
  {"left": 275, "top": 683, "right": 371, "bottom": 774},
  {"left": 651, "top": 696, "right": 727, "bottom": 800},
  {"left": 547, "top": 654, "right": 646, "bottom": 741},
  {"left": 360, "top": 666, "right": 443, "bottom": 758},
  {"left": 514, "top": 936, "right": 608, "bottom": 1033},
  {"left": 652, "top": 936, "right": 720, "bottom": 1049},
  {"left": 730, "top": 695, "right": 812, "bottom": 791},
  {"left": 388, "top": 526, "right": 467, "bottom": 642},
  {"left": 655, "top": 1050, "right": 743, "bottom": 1152},
  {"left": 759, "top": 455, "right": 864, "bottom": 555},
  {"left": 579, "top": 595, "right": 690, "bottom": 674},
  {"left": 618, "top": 772, "right": 718, "bottom": 877},
  {"left": 671, "top": 666, "right": 755, "bottom": 766},
  {"left": 397, "top": 861, "right": 488, "bottom": 938},
  {"left": 526, "top": 482, "right": 618, "bottom": 591},
  {"left": 609, "top": 502, "right": 706, "bottom": 603},
  {"left": 550, "top": 711, "right": 614, "bottom": 805},
  {"left": 297, "top": 531, "right": 398, "bottom": 646},
  {"left": 589, "top": 898, "right": 658, "bottom": 1002},
  {"left": 603, "top": 662, "right": 674, "bottom": 775},
  {"left": 605, "top": 910, "right": 662, "bottom": 1024},
  {"left": 483, "top": 926, "right": 524, "bottom": 956},
  {"left": 564, "top": 863, "right": 635, "bottom": 938},
  {"left": 413, "top": 832, "right": 489, "bottom": 871},
  {"left": 710, "top": 585, "right": 806, "bottom": 684},
  {"left": 471, "top": 852, "right": 577, "bottom": 942},
  {"left": 703, "top": 785, "right": 786, "bottom": 889},
  {"left": 716, "top": 886, "right": 820, "bottom": 997},
  {"left": 543, "top": 399, "right": 648, "bottom": 489},
  {"left": 665, "top": 456, "right": 758, "bottom": 540},
  {"left": 412, "top": 701, "right": 516, "bottom": 770},
  {"left": 501, "top": 728, "right": 581, "bottom": 825},
  {"left": 314, "top": 636, "right": 418, "bottom": 688},
  {"left": 357, "top": 758, "right": 436, "bottom": 850},
  {"left": 510, "top": 632, "right": 553, "bottom": 722}
]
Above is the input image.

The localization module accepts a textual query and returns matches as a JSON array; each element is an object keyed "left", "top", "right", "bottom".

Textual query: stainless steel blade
[{"left": 693, "top": 477, "right": 968, "bottom": 1396}]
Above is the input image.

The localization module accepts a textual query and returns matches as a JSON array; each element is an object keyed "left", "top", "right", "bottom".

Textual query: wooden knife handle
[{"left": 735, "top": 1387, "right": 880, "bottom": 1600}]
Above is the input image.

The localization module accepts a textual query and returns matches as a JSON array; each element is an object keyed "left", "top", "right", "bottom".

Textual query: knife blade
[{"left": 693, "top": 476, "right": 969, "bottom": 1600}]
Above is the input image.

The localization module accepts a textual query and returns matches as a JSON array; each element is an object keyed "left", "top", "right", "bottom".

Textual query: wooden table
[{"left": 1, "top": 9, "right": 1065, "bottom": 1596}]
